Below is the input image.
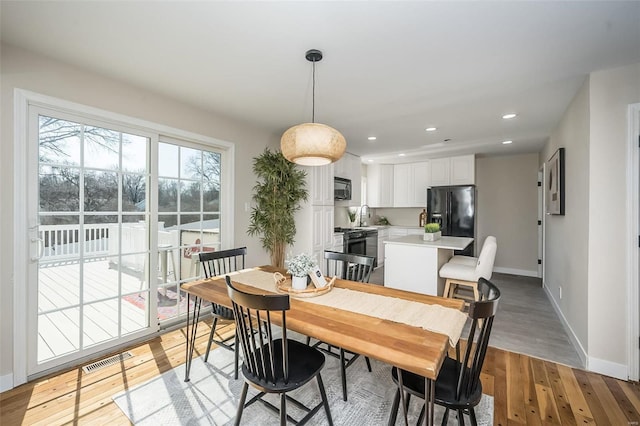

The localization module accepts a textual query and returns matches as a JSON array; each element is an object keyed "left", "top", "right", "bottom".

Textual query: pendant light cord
[{"left": 312, "top": 59, "right": 316, "bottom": 123}]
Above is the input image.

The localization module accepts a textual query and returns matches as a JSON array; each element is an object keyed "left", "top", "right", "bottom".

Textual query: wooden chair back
[{"left": 324, "top": 251, "right": 375, "bottom": 283}]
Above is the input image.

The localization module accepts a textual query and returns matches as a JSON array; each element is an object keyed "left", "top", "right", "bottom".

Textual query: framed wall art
[{"left": 546, "top": 147, "right": 565, "bottom": 215}]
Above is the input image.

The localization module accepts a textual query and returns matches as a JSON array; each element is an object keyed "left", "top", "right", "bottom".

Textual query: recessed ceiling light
[
  {"left": 502, "top": 140, "right": 513, "bottom": 145},
  {"left": 425, "top": 127, "right": 437, "bottom": 132},
  {"left": 502, "top": 113, "right": 517, "bottom": 119},
  {"left": 398, "top": 153, "right": 406, "bottom": 157},
  {"left": 368, "top": 136, "right": 377, "bottom": 141},
  {"left": 367, "top": 159, "right": 374, "bottom": 163}
]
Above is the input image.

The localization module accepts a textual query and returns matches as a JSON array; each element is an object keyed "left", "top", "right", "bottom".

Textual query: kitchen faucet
[{"left": 359, "top": 204, "right": 370, "bottom": 227}]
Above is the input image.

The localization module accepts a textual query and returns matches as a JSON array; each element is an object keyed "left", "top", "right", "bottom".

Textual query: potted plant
[
  {"left": 347, "top": 209, "right": 358, "bottom": 227},
  {"left": 285, "top": 253, "right": 317, "bottom": 289},
  {"left": 423, "top": 222, "right": 442, "bottom": 241},
  {"left": 247, "top": 149, "right": 309, "bottom": 268}
]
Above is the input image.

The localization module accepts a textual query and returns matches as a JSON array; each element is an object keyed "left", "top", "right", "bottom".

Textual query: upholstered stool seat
[{"left": 440, "top": 236, "right": 497, "bottom": 303}]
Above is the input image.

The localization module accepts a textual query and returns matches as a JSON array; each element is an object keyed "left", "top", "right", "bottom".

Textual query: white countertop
[{"left": 384, "top": 235, "right": 474, "bottom": 250}]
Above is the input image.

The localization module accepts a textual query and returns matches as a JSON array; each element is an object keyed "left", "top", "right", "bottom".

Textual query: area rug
[{"left": 113, "top": 333, "right": 493, "bottom": 425}]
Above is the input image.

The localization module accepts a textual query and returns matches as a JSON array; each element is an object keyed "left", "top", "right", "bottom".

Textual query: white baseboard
[
  {"left": 543, "top": 285, "right": 588, "bottom": 368},
  {"left": 588, "top": 356, "right": 628, "bottom": 380},
  {"left": 0, "top": 373, "right": 14, "bottom": 392},
  {"left": 493, "top": 266, "right": 538, "bottom": 278}
]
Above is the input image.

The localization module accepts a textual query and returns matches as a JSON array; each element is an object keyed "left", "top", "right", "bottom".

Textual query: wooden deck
[{"left": 37, "top": 258, "right": 183, "bottom": 363}]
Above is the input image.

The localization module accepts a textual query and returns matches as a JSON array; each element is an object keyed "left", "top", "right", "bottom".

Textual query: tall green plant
[{"left": 247, "top": 149, "right": 308, "bottom": 268}]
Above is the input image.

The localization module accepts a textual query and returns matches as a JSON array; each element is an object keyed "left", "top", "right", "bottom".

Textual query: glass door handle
[{"left": 31, "top": 237, "right": 44, "bottom": 262}]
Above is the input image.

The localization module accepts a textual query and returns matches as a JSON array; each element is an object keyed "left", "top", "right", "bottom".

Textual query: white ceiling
[{"left": 2, "top": 1, "right": 639, "bottom": 163}]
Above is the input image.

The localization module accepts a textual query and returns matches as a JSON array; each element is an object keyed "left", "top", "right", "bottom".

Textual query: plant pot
[
  {"left": 292, "top": 275, "right": 308, "bottom": 290},
  {"left": 423, "top": 231, "right": 441, "bottom": 241}
]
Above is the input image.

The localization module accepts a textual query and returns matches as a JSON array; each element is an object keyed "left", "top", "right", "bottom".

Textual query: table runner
[{"left": 226, "top": 269, "right": 467, "bottom": 347}]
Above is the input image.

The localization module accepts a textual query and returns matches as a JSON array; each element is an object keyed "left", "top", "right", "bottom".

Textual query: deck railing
[{"left": 40, "top": 223, "right": 110, "bottom": 260}]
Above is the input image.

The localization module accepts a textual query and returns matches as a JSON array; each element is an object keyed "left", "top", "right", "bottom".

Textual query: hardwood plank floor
[{"left": 2, "top": 319, "right": 639, "bottom": 425}]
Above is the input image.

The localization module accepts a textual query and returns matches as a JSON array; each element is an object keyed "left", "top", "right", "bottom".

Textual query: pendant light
[{"left": 281, "top": 49, "right": 346, "bottom": 166}]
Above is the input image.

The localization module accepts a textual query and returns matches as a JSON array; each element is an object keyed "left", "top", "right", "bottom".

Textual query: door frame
[
  {"left": 13, "top": 89, "right": 235, "bottom": 386},
  {"left": 627, "top": 102, "right": 640, "bottom": 381},
  {"left": 538, "top": 167, "right": 545, "bottom": 280}
]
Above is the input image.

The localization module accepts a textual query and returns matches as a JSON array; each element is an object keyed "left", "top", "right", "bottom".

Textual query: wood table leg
[{"left": 184, "top": 293, "right": 202, "bottom": 382}]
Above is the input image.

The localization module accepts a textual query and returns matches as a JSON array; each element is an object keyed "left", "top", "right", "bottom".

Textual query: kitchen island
[{"left": 383, "top": 235, "right": 474, "bottom": 296}]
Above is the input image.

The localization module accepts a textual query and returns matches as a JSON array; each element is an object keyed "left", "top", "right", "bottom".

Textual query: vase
[
  {"left": 292, "top": 275, "right": 308, "bottom": 290},
  {"left": 423, "top": 231, "right": 442, "bottom": 241}
]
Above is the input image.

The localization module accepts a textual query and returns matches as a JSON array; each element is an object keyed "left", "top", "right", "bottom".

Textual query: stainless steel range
[{"left": 334, "top": 227, "right": 378, "bottom": 268}]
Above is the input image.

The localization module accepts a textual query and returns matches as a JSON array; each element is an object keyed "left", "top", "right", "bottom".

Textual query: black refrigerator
[{"left": 426, "top": 185, "right": 476, "bottom": 256}]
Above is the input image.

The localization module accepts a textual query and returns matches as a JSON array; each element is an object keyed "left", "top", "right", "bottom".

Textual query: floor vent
[{"left": 82, "top": 351, "right": 133, "bottom": 374}]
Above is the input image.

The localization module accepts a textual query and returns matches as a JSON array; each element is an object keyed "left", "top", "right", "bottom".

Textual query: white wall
[
  {"left": 587, "top": 63, "right": 640, "bottom": 374},
  {"left": 541, "top": 78, "right": 591, "bottom": 359},
  {"left": 0, "top": 44, "right": 276, "bottom": 383},
  {"left": 476, "top": 154, "right": 539, "bottom": 276},
  {"left": 542, "top": 62, "right": 640, "bottom": 378}
]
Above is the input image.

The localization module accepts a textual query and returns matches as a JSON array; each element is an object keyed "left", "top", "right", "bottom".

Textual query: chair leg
[
  {"left": 417, "top": 405, "right": 425, "bottom": 425},
  {"left": 233, "top": 332, "right": 239, "bottom": 380},
  {"left": 365, "top": 356, "right": 372, "bottom": 372},
  {"left": 280, "top": 393, "right": 286, "bottom": 426},
  {"left": 306, "top": 336, "right": 311, "bottom": 346},
  {"left": 235, "top": 382, "right": 249, "bottom": 426},
  {"left": 387, "top": 389, "right": 400, "bottom": 426},
  {"left": 457, "top": 409, "right": 466, "bottom": 426},
  {"left": 340, "top": 348, "right": 348, "bottom": 401},
  {"left": 441, "top": 408, "right": 450, "bottom": 426},
  {"left": 204, "top": 317, "right": 219, "bottom": 363},
  {"left": 443, "top": 279, "right": 452, "bottom": 298},
  {"left": 469, "top": 407, "right": 478, "bottom": 426},
  {"left": 317, "top": 373, "right": 333, "bottom": 426}
]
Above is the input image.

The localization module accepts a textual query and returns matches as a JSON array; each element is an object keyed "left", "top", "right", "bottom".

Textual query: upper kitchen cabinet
[
  {"left": 334, "top": 152, "right": 362, "bottom": 207},
  {"left": 429, "top": 155, "right": 475, "bottom": 186},
  {"left": 367, "top": 164, "right": 394, "bottom": 208},
  {"left": 307, "top": 163, "right": 334, "bottom": 206},
  {"left": 393, "top": 162, "right": 430, "bottom": 207}
]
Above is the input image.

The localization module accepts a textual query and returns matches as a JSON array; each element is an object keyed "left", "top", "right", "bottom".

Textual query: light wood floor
[{"left": 1, "top": 318, "right": 639, "bottom": 425}]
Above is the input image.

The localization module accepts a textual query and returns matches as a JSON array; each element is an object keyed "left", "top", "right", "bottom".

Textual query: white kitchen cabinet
[
  {"left": 450, "top": 155, "right": 475, "bottom": 185},
  {"left": 429, "top": 158, "right": 451, "bottom": 186},
  {"left": 393, "top": 164, "right": 411, "bottom": 207},
  {"left": 393, "top": 162, "right": 430, "bottom": 207},
  {"left": 310, "top": 205, "right": 335, "bottom": 274},
  {"left": 309, "top": 163, "right": 334, "bottom": 206},
  {"left": 429, "top": 155, "right": 475, "bottom": 186},
  {"left": 367, "top": 164, "right": 394, "bottom": 208}
]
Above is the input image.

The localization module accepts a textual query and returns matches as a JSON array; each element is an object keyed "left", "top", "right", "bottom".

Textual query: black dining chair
[
  {"left": 388, "top": 277, "right": 501, "bottom": 426},
  {"left": 225, "top": 275, "right": 333, "bottom": 426},
  {"left": 198, "top": 247, "right": 247, "bottom": 379},
  {"left": 307, "top": 251, "right": 375, "bottom": 401}
]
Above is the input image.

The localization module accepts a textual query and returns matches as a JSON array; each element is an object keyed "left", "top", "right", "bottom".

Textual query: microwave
[{"left": 334, "top": 176, "right": 352, "bottom": 200}]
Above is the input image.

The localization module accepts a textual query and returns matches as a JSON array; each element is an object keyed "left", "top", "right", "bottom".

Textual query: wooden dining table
[{"left": 181, "top": 265, "right": 465, "bottom": 426}]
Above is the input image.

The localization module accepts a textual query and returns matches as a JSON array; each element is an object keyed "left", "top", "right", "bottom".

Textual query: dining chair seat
[{"left": 440, "top": 236, "right": 497, "bottom": 302}]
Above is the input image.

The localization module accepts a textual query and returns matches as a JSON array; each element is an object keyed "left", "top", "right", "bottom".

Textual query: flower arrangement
[
  {"left": 424, "top": 223, "right": 441, "bottom": 233},
  {"left": 285, "top": 253, "right": 318, "bottom": 278}
]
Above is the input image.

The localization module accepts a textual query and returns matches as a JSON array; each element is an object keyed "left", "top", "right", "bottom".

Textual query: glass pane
[
  {"left": 121, "top": 293, "right": 149, "bottom": 334},
  {"left": 203, "top": 151, "right": 221, "bottom": 191},
  {"left": 158, "top": 214, "right": 177, "bottom": 230},
  {"left": 158, "top": 143, "right": 179, "bottom": 178},
  {"left": 158, "top": 284, "right": 180, "bottom": 319},
  {"left": 158, "top": 178, "right": 178, "bottom": 212},
  {"left": 39, "top": 215, "right": 80, "bottom": 259},
  {"left": 180, "top": 181, "right": 201, "bottom": 212},
  {"left": 121, "top": 253, "right": 147, "bottom": 290},
  {"left": 83, "top": 299, "right": 119, "bottom": 347},
  {"left": 84, "top": 171, "right": 118, "bottom": 211},
  {"left": 83, "top": 215, "right": 116, "bottom": 256},
  {"left": 39, "top": 115, "right": 81, "bottom": 166},
  {"left": 180, "top": 214, "right": 201, "bottom": 231},
  {"left": 39, "top": 166, "right": 80, "bottom": 212},
  {"left": 120, "top": 221, "right": 148, "bottom": 254},
  {"left": 202, "top": 214, "right": 221, "bottom": 251},
  {"left": 84, "top": 126, "right": 120, "bottom": 170},
  {"left": 39, "top": 260, "right": 80, "bottom": 310},
  {"left": 122, "top": 173, "right": 146, "bottom": 212},
  {"left": 122, "top": 134, "right": 148, "bottom": 173},
  {"left": 83, "top": 256, "right": 119, "bottom": 303},
  {"left": 123, "top": 214, "right": 146, "bottom": 224},
  {"left": 157, "top": 245, "right": 179, "bottom": 284},
  {"left": 180, "top": 147, "right": 201, "bottom": 179},
  {"left": 38, "top": 307, "right": 80, "bottom": 363}
]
